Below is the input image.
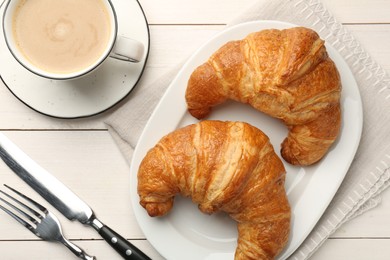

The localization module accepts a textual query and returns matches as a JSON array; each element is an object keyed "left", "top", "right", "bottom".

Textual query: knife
[{"left": 0, "top": 133, "right": 151, "bottom": 260}]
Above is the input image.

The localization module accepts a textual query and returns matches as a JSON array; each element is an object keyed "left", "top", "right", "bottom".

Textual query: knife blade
[{"left": 0, "top": 132, "right": 151, "bottom": 260}]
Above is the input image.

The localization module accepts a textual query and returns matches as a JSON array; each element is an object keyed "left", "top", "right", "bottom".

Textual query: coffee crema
[{"left": 12, "top": 0, "right": 111, "bottom": 74}]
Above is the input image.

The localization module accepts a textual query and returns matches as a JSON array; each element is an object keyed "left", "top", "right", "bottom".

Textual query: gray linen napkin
[{"left": 104, "top": 0, "right": 390, "bottom": 259}]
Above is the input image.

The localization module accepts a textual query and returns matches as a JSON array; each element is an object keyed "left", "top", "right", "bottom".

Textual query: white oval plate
[
  {"left": 0, "top": 0, "right": 149, "bottom": 119},
  {"left": 130, "top": 20, "right": 363, "bottom": 260}
]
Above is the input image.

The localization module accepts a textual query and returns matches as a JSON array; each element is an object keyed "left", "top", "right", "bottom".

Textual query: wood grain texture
[
  {"left": 139, "top": 0, "right": 390, "bottom": 24},
  {"left": 0, "top": 0, "right": 389, "bottom": 259}
]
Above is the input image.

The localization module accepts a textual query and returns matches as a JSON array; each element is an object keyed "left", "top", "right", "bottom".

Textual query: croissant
[
  {"left": 185, "top": 27, "right": 341, "bottom": 165},
  {"left": 137, "top": 120, "right": 291, "bottom": 259}
]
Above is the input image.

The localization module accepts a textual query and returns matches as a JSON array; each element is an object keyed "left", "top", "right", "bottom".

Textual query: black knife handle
[{"left": 99, "top": 224, "right": 151, "bottom": 260}]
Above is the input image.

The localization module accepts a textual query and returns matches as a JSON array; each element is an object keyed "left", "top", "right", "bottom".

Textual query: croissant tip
[
  {"left": 280, "top": 140, "right": 302, "bottom": 166},
  {"left": 139, "top": 201, "right": 171, "bottom": 217},
  {"left": 188, "top": 108, "right": 211, "bottom": 119},
  {"left": 146, "top": 205, "right": 167, "bottom": 217},
  {"left": 281, "top": 143, "right": 321, "bottom": 166}
]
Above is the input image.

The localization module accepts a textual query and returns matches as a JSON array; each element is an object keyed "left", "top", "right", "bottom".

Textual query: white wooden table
[{"left": 0, "top": 0, "right": 389, "bottom": 259}]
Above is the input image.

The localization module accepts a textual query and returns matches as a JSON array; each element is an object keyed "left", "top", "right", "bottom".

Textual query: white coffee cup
[{"left": 2, "top": 0, "right": 145, "bottom": 80}]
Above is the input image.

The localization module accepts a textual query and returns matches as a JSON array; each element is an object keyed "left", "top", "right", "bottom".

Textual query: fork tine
[
  {"left": 0, "top": 189, "right": 43, "bottom": 220},
  {"left": 1, "top": 186, "right": 96, "bottom": 260},
  {"left": 0, "top": 204, "right": 35, "bottom": 233},
  {"left": 4, "top": 184, "right": 47, "bottom": 215},
  {"left": 0, "top": 195, "right": 39, "bottom": 224}
]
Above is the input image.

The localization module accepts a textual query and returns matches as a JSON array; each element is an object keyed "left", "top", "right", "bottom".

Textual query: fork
[{"left": 0, "top": 184, "right": 96, "bottom": 260}]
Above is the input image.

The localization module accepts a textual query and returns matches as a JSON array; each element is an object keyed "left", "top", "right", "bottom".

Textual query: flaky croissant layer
[
  {"left": 137, "top": 121, "right": 291, "bottom": 259},
  {"left": 185, "top": 27, "right": 342, "bottom": 165}
]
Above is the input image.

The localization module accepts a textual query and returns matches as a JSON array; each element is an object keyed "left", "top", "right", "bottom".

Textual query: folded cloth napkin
[{"left": 104, "top": 0, "right": 390, "bottom": 259}]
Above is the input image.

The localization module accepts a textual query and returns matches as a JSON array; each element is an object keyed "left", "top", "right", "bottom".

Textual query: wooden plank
[
  {"left": 313, "top": 238, "right": 390, "bottom": 260},
  {"left": 0, "top": 131, "right": 144, "bottom": 240},
  {"left": 139, "top": 0, "right": 254, "bottom": 25},
  {"left": 146, "top": 25, "right": 222, "bottom": 68},
  {"left": 0, "top": 240, "right": 163, "bottom": 260},
  {"left": 1, "top": 237, "right": 390, "bottom": 260},
  {"left": 0, "top": 238, "right": 389, "bottom": 260},
  {"left": 138, "top": 0, "right": 390, "bottom": 24}
]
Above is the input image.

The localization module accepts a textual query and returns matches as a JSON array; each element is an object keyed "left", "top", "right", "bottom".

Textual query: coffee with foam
[{"left": 12, "top": 0, "right": 111, "bottom": 74}]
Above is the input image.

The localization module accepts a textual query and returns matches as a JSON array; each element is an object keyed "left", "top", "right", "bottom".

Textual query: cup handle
[{"left": 109, "top": 36, "right": 144, "bottom": 63}]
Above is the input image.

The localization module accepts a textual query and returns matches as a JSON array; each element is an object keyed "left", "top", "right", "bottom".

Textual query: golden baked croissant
[
  {"left": 185, "top": 27, "right": 341, "bottom": 165},
  {"left": 137, "top": 120, "right": 291, "bottom": 259}
]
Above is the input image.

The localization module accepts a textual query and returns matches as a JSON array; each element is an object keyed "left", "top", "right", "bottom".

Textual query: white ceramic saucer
[{"left": 0, "top": 0, "right": 150, "bottom": 119}]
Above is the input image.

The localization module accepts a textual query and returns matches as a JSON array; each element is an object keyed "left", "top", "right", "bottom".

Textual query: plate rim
[{"left": 130, "top": 20, "right": 363, "bottom": 260}]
